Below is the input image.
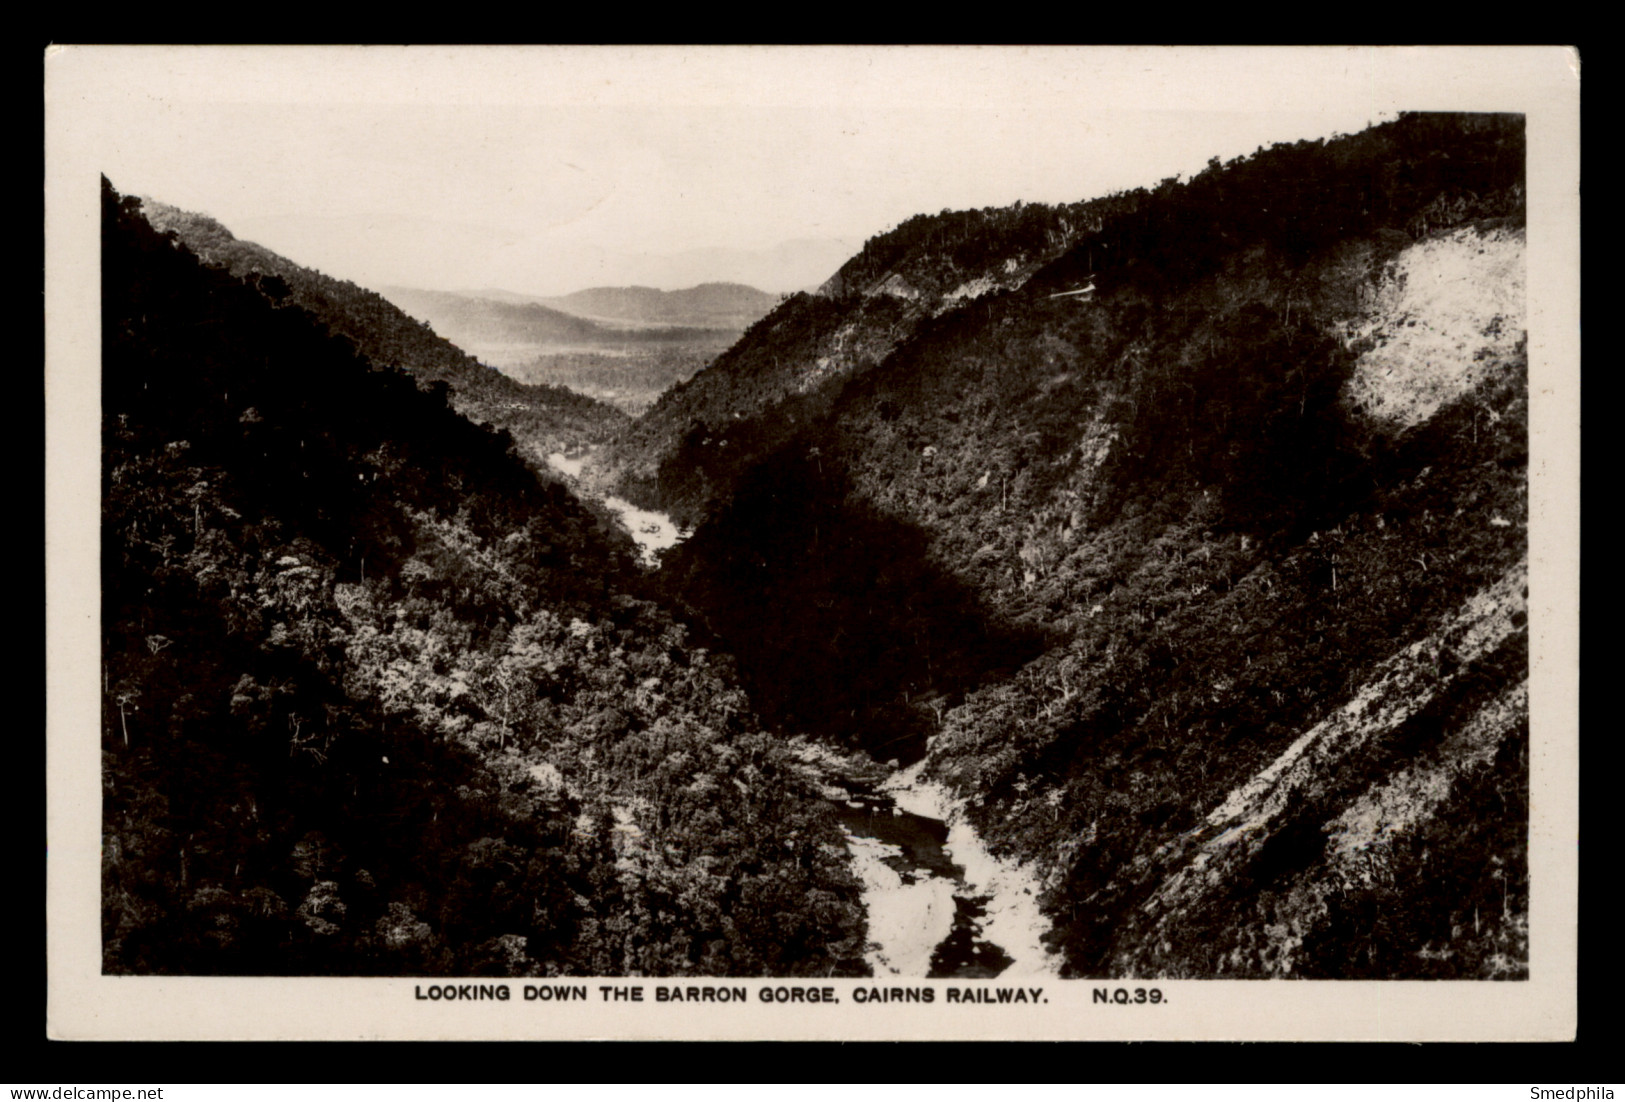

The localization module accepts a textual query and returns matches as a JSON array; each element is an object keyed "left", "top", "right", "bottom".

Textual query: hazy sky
[{"left": 52, "top": 46, "right": 1545, "bottom": 295}]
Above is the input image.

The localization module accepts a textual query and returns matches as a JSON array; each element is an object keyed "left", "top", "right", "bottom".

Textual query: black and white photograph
[{"left": 45, "top": 45, "right": 1580, "bottom": 1041}]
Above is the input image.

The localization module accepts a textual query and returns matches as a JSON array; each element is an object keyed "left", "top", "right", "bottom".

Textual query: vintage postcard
[{"left": 45, "top": 45, "right": 1580, "bottom": 1041}]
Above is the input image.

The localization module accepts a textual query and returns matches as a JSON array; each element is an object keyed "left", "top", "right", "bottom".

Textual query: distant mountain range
[
  {"left": 472, "top": 282, "right": 781, "bottom": 332},
  {"left": 223, "top": 211, "right": 858, "bottom": 299},
  {"left": 137, "top": 197, "right": 628, "bottom": 457},
  {"left": 380, "top": 285, "right": 759, "bottom": 350},
  {"left": 378, "top": 284, "right": 776, "bottom": 418}
]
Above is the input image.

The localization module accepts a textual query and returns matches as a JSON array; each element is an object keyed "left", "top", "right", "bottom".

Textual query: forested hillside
[
  {"left": 600, "top": 198, "right": 1112, "bottom": 525},
  {"left": 102, "top": 180, "right": 865, "bottom": 977},
  {"left": 646, "top": 113, "right": 1531, "bottom": 977},
  {"left": 139, "top": 200, "right": 626, "bottom": 457}
]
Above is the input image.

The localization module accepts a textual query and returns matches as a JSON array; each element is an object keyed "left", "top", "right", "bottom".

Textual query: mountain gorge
[{"left": 99, "top": 110, "right": 1532, "bottom": 982}]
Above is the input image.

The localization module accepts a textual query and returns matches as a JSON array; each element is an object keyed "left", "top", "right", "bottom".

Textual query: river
[
  {"left": 801, "top": 747, "right": 1059, "bottom": 979},
  {"left": 833, "top": 788, "right": 1014, "bottom": 977},
  {"left": 545, "top": 449, "right": 688, "bottom": 566},
  {"left": 544, "top": 448, "right": 1051, "bottom": 976}
]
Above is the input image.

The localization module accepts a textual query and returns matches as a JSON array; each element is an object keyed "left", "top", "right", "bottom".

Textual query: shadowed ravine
[{"left": 655, "top": 446, "right": 1051, "bottom": 763}]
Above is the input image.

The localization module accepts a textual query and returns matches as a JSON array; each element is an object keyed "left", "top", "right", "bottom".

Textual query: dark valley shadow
[{"left": 657, "top": 443, "right": 1051, "bottom": 764}]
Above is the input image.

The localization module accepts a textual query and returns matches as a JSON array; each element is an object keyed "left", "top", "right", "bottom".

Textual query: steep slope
[
  {"left": 601, "top": 198, "right": 1118, "bottom": 526},
  {"left": 651, "top": 112, "right": 1530, "bottom": 978},
  {"left": 138, "top": 199, "right": 626, "bottom": 457},
  {"left": 102, "top": 180, "right": 865, "bottom": 978}
]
